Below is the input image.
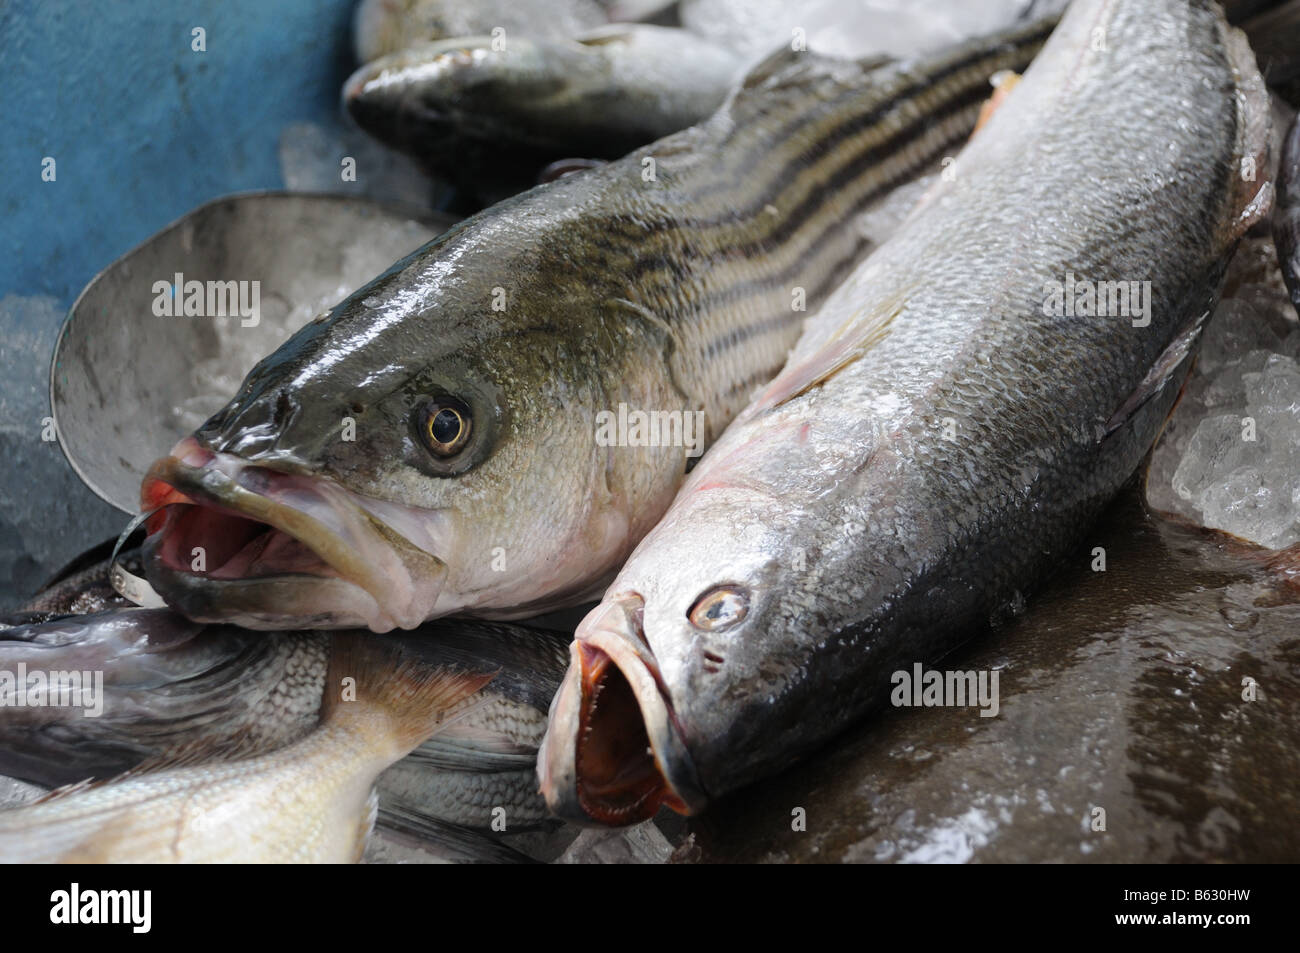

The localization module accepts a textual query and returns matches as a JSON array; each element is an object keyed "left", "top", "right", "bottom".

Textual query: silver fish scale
[
  {"left": 381, "top": 770, "right": 553, "bottom": 829},
  {"left": 609, "top": 0, "right": 1265, "bottom": 798}
]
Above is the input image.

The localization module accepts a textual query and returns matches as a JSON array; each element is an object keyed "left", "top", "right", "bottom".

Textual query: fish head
[
  {"left": 141, "top": 234, "right": 651, "bottom": 632},
  {"left": 342, "top": 36, "right": 578, "bottom": 161},
  {"left": 541, "top": 467, "right": 797, "bottom": 825}
]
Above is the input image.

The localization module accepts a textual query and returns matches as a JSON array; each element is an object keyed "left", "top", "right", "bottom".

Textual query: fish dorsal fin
[
  {"left": 26, "top": 777, "right": 95, "bottom": 806},
  {"left": 118, "top": 732, "right": 268, "bottom": 775},
  {"left": 25, "top": 731, "right": 269, "bottom": 806},
  {"left": 724, "top": 46, "right": 893, "bottom": 124},
  {"left": 744, "top": 284, "right": 910, "bottom": 416}
]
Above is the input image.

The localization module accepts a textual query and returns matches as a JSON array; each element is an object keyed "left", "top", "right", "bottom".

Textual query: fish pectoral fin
[
  {"left": 745, "top": 293, "right": 906, "bottom": 415},
  {"left": 1101, "top": 309, "right": 1211, "bottom": 441},
  {"left": 404, "top": 732, "right": 538, "bottom": 773}
]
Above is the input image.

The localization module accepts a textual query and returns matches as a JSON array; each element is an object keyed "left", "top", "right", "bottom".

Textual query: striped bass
[
  {"left": 343, "top": 25, "right": 744, "bottom": 200},
  {"left": 139, "top": 19, "right": 1055, "bottom": 632},
  {"left": 540, "top": 0, "right": 1273, "bottom": 824}
]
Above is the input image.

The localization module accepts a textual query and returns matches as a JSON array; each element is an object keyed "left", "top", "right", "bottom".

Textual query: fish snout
[
  {"left": 539, "top": 593, "right": 707, "bottom": 826},
  {"left": 343, "top": 62, "right": 404, "bottom": 144},
  {"left": 343, "top": 47, "right": 464, "bottom": 154},
  {"left": 139, "top": 439, "right": 452, "bottom": 632}
]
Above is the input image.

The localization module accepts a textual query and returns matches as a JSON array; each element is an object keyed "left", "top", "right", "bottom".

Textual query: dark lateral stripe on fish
[
  {"left": 689, "top": 103, "right": 992, "bottom": 359},
  {"left": 610, "top": 14, "right": 1053, "bottom": 216},
  {"left": 496, "top": 22, "right": 1051, "bottom": 380},
  {"left": 595, "top": 32, "right": 1048, "bottom": 314},
  {"left": 614, "top": 96, "right": 987, "bottom": 365},
  {"left": 589, "top": 82, "right": 996, "bottom": 319},
  {"left": 641, "top": 16, "right": 1055, "bottom": 218},
  {"left": 700, "top": 233, "right": 879, "bottom": 364}
]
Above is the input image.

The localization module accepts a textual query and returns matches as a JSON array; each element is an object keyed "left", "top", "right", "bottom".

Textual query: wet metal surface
[{"left": 51, "top": 192, "right": 448, "bottom": 513}]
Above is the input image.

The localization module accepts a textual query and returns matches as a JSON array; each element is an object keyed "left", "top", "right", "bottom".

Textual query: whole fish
[
  {"left": 141, "top": 20, "right": 1056, "bottom": 633},
  {"left": 0, "top": 607, "right": 569, "bottom": 831},
  {"left": 353, "top": 0, "right": 609, "bottom": 63},
  {"left": 540, "top": 0, "right": 1273, "bottom": 824},
  {"left": 344, "top": 25, "right": 743, "bottom": 197},
  {"left": 0, "top": 635, "right": 492, "bottom": 862}
]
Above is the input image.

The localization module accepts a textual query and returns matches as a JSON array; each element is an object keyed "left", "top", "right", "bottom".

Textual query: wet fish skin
[
  {"left": 541, "top": 0, "right": 1273, "bottom": 824},
  {"left": 142, "top": 18, "right": 1055, "bottom": 633},
  {"left": 0, "top": 635, "right": 492, "bottom": 863},
  {"left": 0, "top": 603, "right": 570, "bottom": 830},
  {"left": 0, "top": 608, "right": 325, "bottom": 787},
  {"left": 344, "top": 25, "right": 742, "bottom": 194},
  {"left": 373, "top": 619, "right": 572, "bottom": 830},
  {"left": 1273, "top": 109, "right": 1300, "bottom": 315}
]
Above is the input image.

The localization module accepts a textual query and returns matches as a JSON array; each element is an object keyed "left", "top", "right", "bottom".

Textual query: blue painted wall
[
  {"left": 0, "top": 0, "right": 358, "bottom": 305},
  {"left": 0, "top": 0, "right": 361, "bottom": 604}
]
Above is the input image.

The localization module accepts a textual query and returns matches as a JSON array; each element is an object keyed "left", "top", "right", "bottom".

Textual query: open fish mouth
[
  {"left": 140, "top": 438, "right": 453, "bottom": 632},
  {"left": 540, "top": 594, "right": 707, "bottom": 825}
]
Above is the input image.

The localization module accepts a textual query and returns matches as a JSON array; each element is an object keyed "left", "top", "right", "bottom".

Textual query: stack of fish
[{"left": 0, "top": 0, "right": 1291, "bottom": 863}]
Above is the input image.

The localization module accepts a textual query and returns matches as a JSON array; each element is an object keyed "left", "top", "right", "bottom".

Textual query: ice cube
[
  {"left": 1171, "top": 414, "right": 1271, "bottom": 505},
  {"left": 1243, "top": 353, "right": 1300, "bottom": 416},
  {"left": 1200, "top": 348, "right": 1273, "bottom": 409},
  {"left": 1198, "top": 466, "right": 1298, "bottom": 550},
  {"left": 556, "top": 822, "right": 675, "bottom": 864},
  {"left": 1198, "top": 300, "right": 1283, "bottom": 376},
  {"left": 1148, "top": 228, "right": 1300, "bottom": 549}
]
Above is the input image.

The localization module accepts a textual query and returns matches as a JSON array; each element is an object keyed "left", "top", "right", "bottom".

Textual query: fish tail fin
[{"left": 321, "top": 633, "right": 497, "bottom": 761}]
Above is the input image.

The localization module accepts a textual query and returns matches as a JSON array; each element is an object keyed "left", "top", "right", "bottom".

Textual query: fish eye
[
  {"left": 688, "top": 585, "right": 749, "bottom": 631},
  {"left": 419, "top": 397, "right": 472, "bottom": 457}
]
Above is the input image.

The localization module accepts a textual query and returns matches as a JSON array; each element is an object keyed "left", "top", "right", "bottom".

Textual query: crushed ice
[{"left": 1146, "top": 235, "right": 1300, "bottom": 550}]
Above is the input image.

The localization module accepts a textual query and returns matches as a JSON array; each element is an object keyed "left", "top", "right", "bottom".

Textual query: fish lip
[
  {"left": 139, "top": 439, "right": 450, "bottom": 632},
  {"left": 539, "top": 595, "right": 708, "bottom": 826}
]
